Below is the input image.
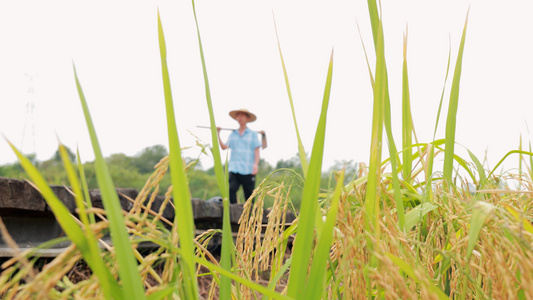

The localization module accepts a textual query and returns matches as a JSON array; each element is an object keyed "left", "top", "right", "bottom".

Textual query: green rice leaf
[
  {"left": 443, "top": 9, "right": 469, "bottom": 181},
  {"left": 264, "top": 257, "right": 292, "bottom": 300},
  {"left": 383, "top": 47, "right": 405, "bottom": 230},
  {"left": 518, "top": 134, "right": 523, "bottom": 183},
  {"left": 189, "top": 2, "right": 234, "bottom": 298},
  {"left": 73, "top": 65, "right": 145, "bottom": 299},
  {"left": 402, "top": 28, "right": 413, "bottom": 182},
  {"left": 58, "top": 143, "right": 120, "bottom": 296},
  {"left": 366, "top": 0, "right": 379, "bottom": 47},
  {"left": 146, "top": 287, "right": 177, "bottom": 300},
  {"left": 386, "top": 253, "right": 448, "bottom": 300},
  {"left": 274, "top": 15, "right": 308, "bottom": 177},
  {"left": 76, "top": 149, "right": 95, "bottom": 224},
  {"left": 197, "top": 258, "right": 292, "bottom": 300},
  {"left": 487, "top": 150, "right": 533, "bottom": 180},
  {"left": 529, "top": 135, "right": 533, "bottom": 181},
  {"left": 304, "top": 170, "right": 345, "bottom": 300},
  {"left": 364, "top": 6, "right": 384, "bottom": 237},
  {"left": 355, "top": 19, "right": 375, "bottom": 88},
  {"left": 503, "top": 204, "right": 533, "bottom": 234},
  {"left": 59, "top": 144, "right": 119, "bottom": 291},
  {"left": 453, "top": 152, "right": 476, "bottom": 183},
  {"left": 157, "top": 10, "right": 199, "bottom": 300},
  {"left": 287, "top": 50, "right": 333, "bottom": 298},
  {"left": 432, "top": 37, "right": 452, "bottom": 141},
  {"left": 425, "top": 38, "right": 451, "bottom": 190},
  {"left": 433, "top": 228, "right": 463, "bottom": 265},
  {"left": 58, "top": 144, "right": 89, "bottom": 227},
  {"left": 8, "top": 141, "right": 121, "bottom": 299},
  {"left": 466, "top": 201, "right": 495, "bottom": 261},
  {"left": 369, "top": 9, "right": 404, "bottom": 233},
  {"left": 405, "top": 202, "right": 438, "bottom": 231},
  {"left": 467, "top": 149, "right": 487, "bottom": 190},
  {"left": 140, "top": 235, "right": 292, "bottom": 300},
  {"left": 190, "top": 3, "right": 227, "bottom": 201}
]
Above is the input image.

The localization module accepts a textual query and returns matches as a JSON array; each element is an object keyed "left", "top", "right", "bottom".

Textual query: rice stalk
[
  {"left": 157, "top": 9, "right": 199, "bottom": 300},
  {"left": 7, "top": 140, "right": 122, "bottom": 299},
  {"left": 188, "top": 1, "right": 235, "bottom": 297},
  {"left": 303, "top": 169, "right": 344, "bottom": 300},
  {"left": 273, "top": 14, "right": 308, "bottom": 177},
  {"left": 402, "top": 27, "right": 413, "bottom": 183},
  {"left": 286, "top": 50, "right": 333, "bottom": 299},
  {"left": 442, "top": 8, "right": 470, "bottom": 182},
  {"left": 74, "top": 61, "right": 146, "bottom": 299},
  {"left": 364, "top": 0, "right": 386, "bottom": 248}
]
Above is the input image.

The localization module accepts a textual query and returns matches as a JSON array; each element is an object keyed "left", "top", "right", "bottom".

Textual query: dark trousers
[{"left": 229, "top": 172, "right": 256, "bottom": 204}]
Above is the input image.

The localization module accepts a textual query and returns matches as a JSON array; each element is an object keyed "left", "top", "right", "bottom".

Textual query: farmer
[{"left": 217, "top": 108, "right": 267, "bottom": 204}]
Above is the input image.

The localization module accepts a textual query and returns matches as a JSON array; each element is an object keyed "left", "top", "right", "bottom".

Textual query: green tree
[
  {"left": 0, "top": 162, "right": 25, "bottom": 179},
  {"left": 133, "top": 145, "right": 168, "bottom": 173},
  {"left": 105, "top": 153, "right": 145, "bottom": 188}
]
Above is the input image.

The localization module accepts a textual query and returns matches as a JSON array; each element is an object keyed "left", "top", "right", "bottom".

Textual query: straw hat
[{"left": 229, "top": 108, "right": 257, "bottom": 122}]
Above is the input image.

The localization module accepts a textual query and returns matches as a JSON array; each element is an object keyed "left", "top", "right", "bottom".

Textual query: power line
[{"left": 21, "top": 73, "right": 37, "bottom": 155}]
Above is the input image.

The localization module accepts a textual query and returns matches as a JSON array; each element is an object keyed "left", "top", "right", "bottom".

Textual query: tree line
[{"left": 0, "top": 145, "right": 359, "bottom": 209}]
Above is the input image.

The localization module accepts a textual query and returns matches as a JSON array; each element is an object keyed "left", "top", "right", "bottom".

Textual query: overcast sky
[{"left": 1, "top": 0, "right": 532, "bottom": 174}]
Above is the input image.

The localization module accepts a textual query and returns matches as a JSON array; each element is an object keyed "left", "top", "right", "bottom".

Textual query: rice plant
[{"left": 2, "top": 1, "right": 533, "bottom": 300}]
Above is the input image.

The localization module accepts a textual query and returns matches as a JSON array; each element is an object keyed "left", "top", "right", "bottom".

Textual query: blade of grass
[
  {"left": 367, "top": 0, "right": 379, "bottom": 47},
  {"left": 364, "top": 4, "right": 385, "bottom": 239},
  {"left": 467, "top": 149, "right": 487, "bottom": 195},
  {"left": 433, "top": 228, "right": 463, "bottom": 265},
  {"left": 264, "top": 257, "right": 292, "bottom": 300},
  {"left": 189, "top": 2, "right": 234, "bottom": 298},
  {"left": 157, "top": 10, "right": 199, "bottom": 300},
  {"left": 405, "top": 203, "right": 438, "bottom": 231},
  {"left": 432, "top": 36, "right": 452, "bottom": 142},
  {"left": 402, "top": 27, "right": 413, "bottom": 182},
  {"left": 190, "top": 3, "right": 227, "bottom": 202},
  {"left": 519, "top": 135, "right": 523, "bottom": 188},
  {"left": 466, "top": 201, "right": 495, "bottom": 261},
  {"left": 527, "top": 124, "right": 533, "bottom": 181},
  {"left": 424, "top": 37, "right": 452, "bottom": 201},
  {"left": 462, "top": 201, "right": 494, "bottom": 298},
  {"left": 530, "top": 140, "right": 533, "bottom": 182},
  {"left": 503, "top": 204, "right": 533, "bottom": 234},
  {"left": 141, "top": 235, "right": 292, "bottom": 300},
  {"left": 76, "top": 148, "right": 95, "bottom": 224},
  {"left": 7, "top": 141, "right": 121, "bottom": 299},
  {"left": 304, "top": 169, "right": 345, "bottom": 300},
  {"left": 355, "top": 18, "right": 375, "bottom": 88},
  {"left": 363, "top": 5, "right": 387, "bottom": 294},
  {"left": 58, "top": 142, "right": 122, "bottom": 298},
  {"left": 486, "top": 150, "right": 533, "bottom": 180},
  {"left": 58, "top": 143, "right": 89, "bottom": 227},
  {"left": 273, "top": 14, "right": 308, "bottom": 177},
  {"left": 385, "top": 253, "right": 448, "bottom": 300},
  {"left": 383, "top": 46, "right": 405, "bottom": 231},
  {"left": 146, "top": 287, "right": 177, "bottom": 300},
  {"left": 363, "top": 1, "right": 404, "bottom": 232},
  {"left": 73, "top": 65, "right": 145, "bottom": 300},
  {"left": 286, "top": 50, "right": 334, "bottom": 298},
  {"left": 443, "top": 8, "right": 470, "bottom": 181}
]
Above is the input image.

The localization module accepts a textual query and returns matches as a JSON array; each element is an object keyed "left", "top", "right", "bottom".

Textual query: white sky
[{"left": 0, "top": 0, "right": 532, "bottom": 174}]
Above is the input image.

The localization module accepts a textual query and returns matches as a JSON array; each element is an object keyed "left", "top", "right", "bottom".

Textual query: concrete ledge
[{"left": 0, "top": 177, "right": 296, "bottom": 257}]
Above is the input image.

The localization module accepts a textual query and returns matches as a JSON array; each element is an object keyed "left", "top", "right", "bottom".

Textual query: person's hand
[
  {"left": 258, "top": 130, "right": 265, "bottom": 136},
  {"left": 252, "top": 164, "right": 258, "bottom": 175},
  {"left": 217, "top": 126, "right": 222, "bottom": 133}
]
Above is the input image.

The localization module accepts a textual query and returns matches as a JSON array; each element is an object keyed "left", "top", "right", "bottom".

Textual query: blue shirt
[{"left": 227, "top": 128, "right": 261, "bottom": 175}]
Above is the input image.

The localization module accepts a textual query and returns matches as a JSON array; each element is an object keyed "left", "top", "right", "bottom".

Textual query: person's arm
[
  {"left": 259, "top": 130, "right": 267, "bottom": 149},
  {"left": 252, "top": 147, "right": 260, "bottom": 175},
  {"left": 217, "top": 127, "right": 228, "bottom": 150}
]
